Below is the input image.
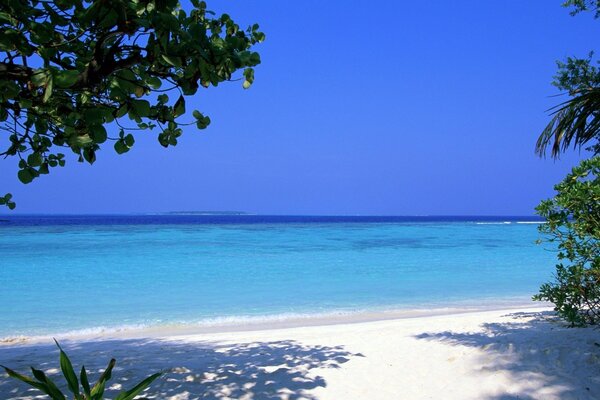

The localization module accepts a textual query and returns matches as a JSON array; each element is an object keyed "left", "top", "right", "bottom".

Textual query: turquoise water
[{"left": 0, "top": 216, "right": 555, "bottom": 338}]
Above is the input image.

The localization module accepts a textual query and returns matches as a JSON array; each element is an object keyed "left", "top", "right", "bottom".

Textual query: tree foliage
[
  {"left": 536, "top": 2, "right": 600, "bottom": 158},
  {"left": 563, "top": 0, "right": 600, "bottom": 17},
  {"left": 534, "top": 1, "right": 600, "bottom": 327},
  {"left": 0, "top": 0, "right": 264, "bottom": 207},
  {"left": 534, "top": 157, "right": 600, "bottom": 326}
]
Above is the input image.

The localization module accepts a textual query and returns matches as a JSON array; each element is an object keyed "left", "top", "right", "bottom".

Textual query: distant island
[{"left": 163, "top": 211, "right": 253, "bottom": 216}]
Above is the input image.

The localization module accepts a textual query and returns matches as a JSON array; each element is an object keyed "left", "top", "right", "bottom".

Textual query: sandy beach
[{"left": 1, "top": 306, "right": 599, "bottom": 400}]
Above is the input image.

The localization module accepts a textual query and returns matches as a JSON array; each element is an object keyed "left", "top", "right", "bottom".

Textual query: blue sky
[{"left": 0, "top": 1, "right": 597, "bottom": 215}]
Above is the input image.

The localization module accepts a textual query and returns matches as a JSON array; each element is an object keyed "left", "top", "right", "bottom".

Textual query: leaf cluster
[
  {"left": 0, "top": 0, "right": 264, "bottom": 206},
  {"left": 553, "top": 52, "right": 600, "bottom": 94},
  {"left": 1, "top": 340, "right": 162, "bottom": 400},
  {"left": 0, "top": 192, "right": 15, "bottom": 209},
  {"left": 563, "top": 0, "right": 600, "bottom": 17},
  {"left": 536, "top": 3, "right": 600, "bottom": 157},
  {"left": 537, "top": 87, "right": 600, "bottom": 158},
  {"left": 534, "top": 156, "right": 600, "bottom": 326}
]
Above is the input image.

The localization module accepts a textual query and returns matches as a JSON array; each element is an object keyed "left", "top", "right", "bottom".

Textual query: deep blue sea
[{"left": 0, "top": 215, "right": 555, "bottom": 339}]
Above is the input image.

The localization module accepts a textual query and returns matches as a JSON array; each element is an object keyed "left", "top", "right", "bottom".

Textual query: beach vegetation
[
  {"left": 1, "top": 340, "right": 162, "bottom": 400},
  {"left": 0, "top": 0, "right": 264, "bottom": 207},
  {"left": 534, "top": 156, "right": 600, "bottom": 326},
  {"left": 536, "top": 1, "right": 600, "bottom": 158},
  {"left": 533, "top": 1, "right": 600, "bottom": 326}
]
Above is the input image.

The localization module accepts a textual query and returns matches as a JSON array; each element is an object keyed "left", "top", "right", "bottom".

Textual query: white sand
[{"left": 1, "top": 307, "right": 599, "bottom": 399}]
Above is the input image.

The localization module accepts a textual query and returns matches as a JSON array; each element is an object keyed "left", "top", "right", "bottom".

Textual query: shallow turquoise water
[{"left": 0, "top": 216, "right": 555, "bottom": 338}]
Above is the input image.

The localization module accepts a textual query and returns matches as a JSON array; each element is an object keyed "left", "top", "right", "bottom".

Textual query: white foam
[
  {"left": 0, "top": 298, "right": 539, "bottom": 345},
  {"left": 0, "top": 323, "right": 152, "bottom": 345}
]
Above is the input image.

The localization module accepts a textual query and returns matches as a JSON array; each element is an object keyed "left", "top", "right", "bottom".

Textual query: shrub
[
  {"left": 533, "top": 156, "right": 600, "bottom": 326},
  {"left": 1, "top": 340, "right": 162, "bottom": 400}
]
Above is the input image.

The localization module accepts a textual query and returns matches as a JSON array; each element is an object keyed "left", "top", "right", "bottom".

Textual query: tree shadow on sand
[
  {"left": 415, "top": 311, "right": 600, "bottom": 400},
  {"left": 0, "top": 338, "right": 363, "bottom": 399}
]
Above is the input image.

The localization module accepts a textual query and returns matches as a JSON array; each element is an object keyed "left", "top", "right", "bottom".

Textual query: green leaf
[
  {"left": 249, "top": 52, "right": 261, "bottom": 65},
  {"left": 83, "top": 108, "right": 105, "bottom": 125},
  {"left": 80, "top": 92, "right": 90, "bottom": 104},
  {"left": 0, "top": 12, "right": 15, "bottom": 25},
  {"left": 83, "top": 148, "right": 96, "bottom": 164},
  {"left": 173, "top": 95, "right": 185, "bottom": 117},
  {"left": 196, "top": 115, "right": 211, "bottom": 129},
  {"left": 131, "top": 100, "right": 151, "bottom": 117},
  {"left": 80, "top": 366, "right": 91, "bottom": 398},
  {"left": 116, "top": 104, "right": 129, "bottom": 118},
  {"left": 146, "top": 76, "right": 162, "bottom": 89},
  {"left": 90, "top": 358, "right": 115, "bottom": 400},
  {"left": 2, "top": 365, "right": 52, "bottom": 396},
  {"left": 43, "top": 75, "right": 53, "bottom": 103},
  {"left": 27, "top": 153, "right": 43, "bottom": 167},
  {"left": 243, "top": 67, "right": 254, "bottom": 89},
  {"left": 114, "top": 140, "right": 129, "bottom": 154},
  {"left": 39, "top": 162, "right": 49, "bottom": 175},
  {"left": 124, "top": 134, "right": 135, "bottom": 147},
  {"left": 1, "top": 81, "right": 20, "bottom": 99},
  {"left": 31, "top": 367, "right": 67, "bottom": 400},
  {"left": 54, "top": 70, "right": 80, "bottom": 88},
  {"left": 243, "top": 67, "right": 254, "bottom": 82},
  {"left": 158, "top": 132, "right": 169, "bottom": 147},
  {"left": 114, "top": 372, "right": 162, "bottom": 400},
  {"left": 31, "top": 69, "right": 49, "bottom": 87},
  {"left": 89, "top": 124, "right": 107, "bottom": 143},
  {"left": 54, "top": 340, "right": 80, "bottom": 399},
  {"left": 70, "top": 133, "right": 93, "bottom": 147},
  {"left": 134, "top": 85, "right": 145, "bottom": 97},
  {"left": 161, "top": 55, "right": 182, "bottom": 67},
  {"left": 34, "top": 119, "right": 48, "bottom": 135},
  {"left": 18, "top": 168, "right": 34, "bottom": 184}
]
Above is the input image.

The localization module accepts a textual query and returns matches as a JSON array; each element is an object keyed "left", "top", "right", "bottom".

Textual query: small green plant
[
  {"left": 533, "top": 156, "right": 600, "bottom": 326},
  {"left": 1, "top": 340, "right": 162, "bottom": 400}
]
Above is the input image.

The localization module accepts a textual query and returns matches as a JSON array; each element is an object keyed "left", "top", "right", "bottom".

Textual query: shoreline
[
  {"left": 2, "top": 305, "right": 597, "bottom": 400},
  {"left": 0, "top": 300, "right": 550, "bottom": 347}
]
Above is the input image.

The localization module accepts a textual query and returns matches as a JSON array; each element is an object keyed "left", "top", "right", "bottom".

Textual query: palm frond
[{"left": 536, "top": 88, "right": 600, "bottom": 158}]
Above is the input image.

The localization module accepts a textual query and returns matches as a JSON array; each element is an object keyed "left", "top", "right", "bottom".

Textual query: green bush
[
  {"left": 1, "top": 340, "right": 162, "bottom": 400},
  {"left": 534, "top": 156, "right": 600, "bottom": 326}
]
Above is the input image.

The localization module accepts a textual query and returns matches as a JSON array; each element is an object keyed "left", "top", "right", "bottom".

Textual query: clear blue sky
[{"left": 0, "top": 1, "right": 597, "bottom": 215}]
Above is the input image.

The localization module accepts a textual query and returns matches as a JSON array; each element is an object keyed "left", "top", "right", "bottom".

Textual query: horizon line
[{"left": 0, "top": 212, "right": 544, "bottom": 218}]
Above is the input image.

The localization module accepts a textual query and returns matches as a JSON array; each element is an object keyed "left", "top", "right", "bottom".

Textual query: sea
[{"left": 0, "top": 215, "right": 556, "bottom": 340}]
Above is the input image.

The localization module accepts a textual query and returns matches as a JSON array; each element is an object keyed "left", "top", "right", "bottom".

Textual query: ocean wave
[
  {"left": 474, "top": 221, "right": 545, "bottom": 225},
  {"left": 0, "top": 323, "right": 152, "bottom": 345},
  {"left": 0, "top": 299, "right": 537, "bottom": 344},
  {"left": 1, "top": 311, "right": 360, "bottom": 343}
]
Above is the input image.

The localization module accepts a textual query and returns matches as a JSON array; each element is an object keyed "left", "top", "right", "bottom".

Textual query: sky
[{"left": 0, "top": 0, "right": 597, "bottom": 215}]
